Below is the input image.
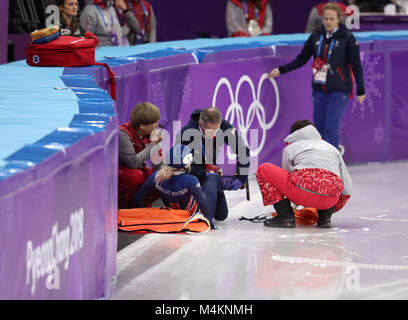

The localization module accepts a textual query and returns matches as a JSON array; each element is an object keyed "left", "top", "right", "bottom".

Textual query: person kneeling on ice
[
  {"left": 178, "top": 107, "right": 250, "bottom": 227},
  {"left": 132, "top": 145, "right": 212, "bottom": 230},
  {"left": 118, "top": 102, "right": 162, "bottom": 209},
  {"left": 256, "top": 120, "right": 352, "bottom": 228}
]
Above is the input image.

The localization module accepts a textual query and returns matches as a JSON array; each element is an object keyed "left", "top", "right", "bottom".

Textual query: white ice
[{"left": 110, "top": 161, "right": 408, "bottom": 300}]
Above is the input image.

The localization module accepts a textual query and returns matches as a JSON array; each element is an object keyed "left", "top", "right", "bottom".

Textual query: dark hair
[
  {"left": 199, "top": 107, "right": 222, "bottom": 125},
  {"left": 56, "top": 0, "right": 80, "bottom": 32},
  {"left": 290, "top": 120, "right": 314, "bottom": 134}
]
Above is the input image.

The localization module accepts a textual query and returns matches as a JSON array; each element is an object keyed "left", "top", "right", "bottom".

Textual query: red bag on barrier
[
  {"left": 26, "top": 36, "right": 117, "bottom": 101},
  {"left": 26, "top": 36, "right": 95, "bottom": 67}
]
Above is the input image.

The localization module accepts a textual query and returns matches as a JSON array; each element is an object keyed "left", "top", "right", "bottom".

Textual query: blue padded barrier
[{"left": 2, "top": 30, "right": 408, "bottom": 181}]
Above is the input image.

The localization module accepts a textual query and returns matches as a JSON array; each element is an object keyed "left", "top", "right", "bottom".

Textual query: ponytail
[
  {"left": 154, "top": 164, "right": 191, "bottom": 184},
  {"left": 155, "top": 165, "right": 177, "bottom": 184}
]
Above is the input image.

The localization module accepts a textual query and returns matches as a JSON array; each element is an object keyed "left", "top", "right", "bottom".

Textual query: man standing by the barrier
[{"left": 178, "top": 107, "right": 250, "bottom": 228}]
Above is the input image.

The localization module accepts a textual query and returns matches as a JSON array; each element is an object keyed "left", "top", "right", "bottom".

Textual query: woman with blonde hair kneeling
[{"left": 132, "top": 145, "right": 211, "bottom": 230}]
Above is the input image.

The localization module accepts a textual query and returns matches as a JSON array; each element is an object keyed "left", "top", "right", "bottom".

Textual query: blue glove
[
  {"left": 221, "top": 176, "right": 243, "bottom": 191},
  {"left": 235, "top": 175, "right": 248, "bottom": 184}
]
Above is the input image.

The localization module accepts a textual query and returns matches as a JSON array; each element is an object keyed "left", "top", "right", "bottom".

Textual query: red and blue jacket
[{"left": 133, "top": 171, "right": 210, "bottom": 218}]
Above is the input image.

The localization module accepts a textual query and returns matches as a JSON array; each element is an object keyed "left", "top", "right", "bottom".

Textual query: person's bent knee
[
  {"left": 214, "top": 209, "right": 228, "bottom": 221},
  {"left": 256, "top": 163, "right": 275, "bottom": 177},
  {"left": 256, "top": 163, "right": 284, "bottom": 183},
  {"left": 118, "top": 167, "right": 145, "bottom": 184}
]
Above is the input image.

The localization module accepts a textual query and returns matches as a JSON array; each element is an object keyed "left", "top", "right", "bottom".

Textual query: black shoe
[
  {"left": 264, "top": 215, "right": 296, "bottom": 228},
  {"left": 264, "top": 198, "right": 296, "bottom": 228},
  {"left": 317, "top": 206, "right": 335, "bottom": 228},
  {"left": 317, "top": 218, "right": 331, "bottom": 228}
]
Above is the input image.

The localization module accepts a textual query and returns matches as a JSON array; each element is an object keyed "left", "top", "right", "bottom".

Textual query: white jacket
[{"left": 282, "top": 125, "right": 352, "bottom": 196}]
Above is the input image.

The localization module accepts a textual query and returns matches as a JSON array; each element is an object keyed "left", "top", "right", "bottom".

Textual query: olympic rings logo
[{"left": 212, "top": 74, "right": 280, "bottom": 157}]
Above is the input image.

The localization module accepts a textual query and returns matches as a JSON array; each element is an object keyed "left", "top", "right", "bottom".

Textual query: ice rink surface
[{"left": 110, "top": 161, "right": 408, "bottom": 300}]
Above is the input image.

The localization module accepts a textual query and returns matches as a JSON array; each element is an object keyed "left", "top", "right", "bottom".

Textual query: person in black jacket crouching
[
  {"left": 269, "top": 2, "right": 365, "bottom": 155},
  {"left": 177, "top": 107, "right": 250, "bottom": 229}
]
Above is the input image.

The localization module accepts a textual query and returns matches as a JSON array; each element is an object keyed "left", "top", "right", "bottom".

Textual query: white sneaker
[{"left": 338, "top": 144, "right": 345, "bottom": 156}]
